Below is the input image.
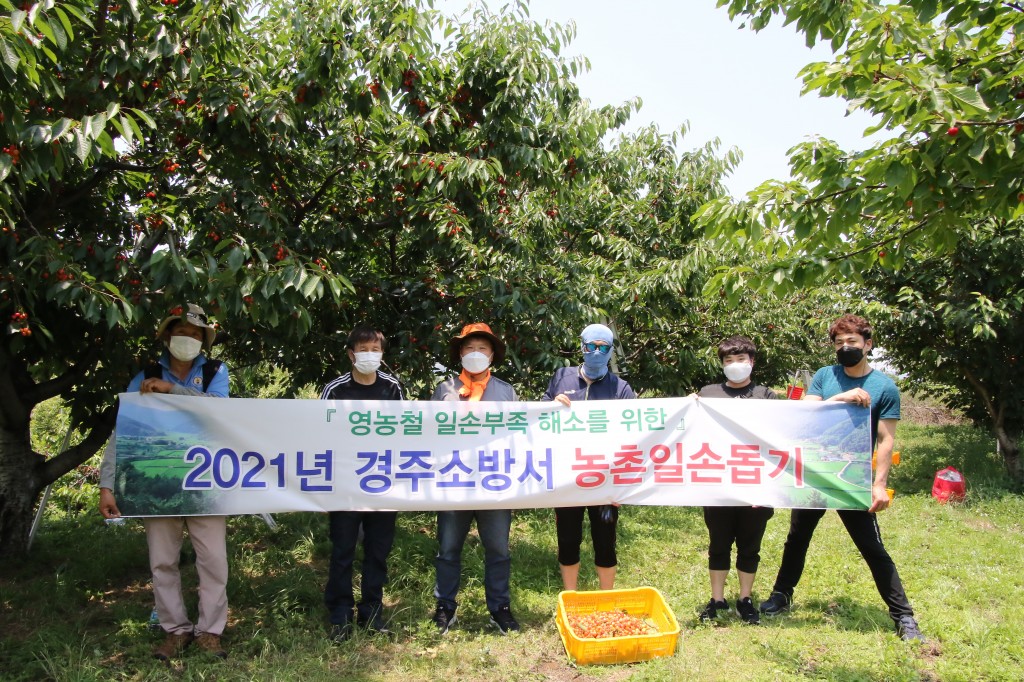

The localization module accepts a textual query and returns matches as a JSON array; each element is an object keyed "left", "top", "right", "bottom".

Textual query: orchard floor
[{"left": 1, "top": 422, "right": 1022, "bottom": 682}]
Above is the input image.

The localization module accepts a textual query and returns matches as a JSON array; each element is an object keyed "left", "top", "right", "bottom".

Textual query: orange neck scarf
[{"left": 458, "top": 368, "right": 491, "bottom": 402}]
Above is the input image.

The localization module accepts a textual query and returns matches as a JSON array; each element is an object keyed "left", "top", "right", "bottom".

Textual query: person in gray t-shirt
[{"left": 696, "top": 335, "right": 776, "bottom": 625}]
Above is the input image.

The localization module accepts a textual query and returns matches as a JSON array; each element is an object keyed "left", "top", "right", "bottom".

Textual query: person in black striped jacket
[{"left": 320, "top": 325, "right": 403, "bottom": 642}]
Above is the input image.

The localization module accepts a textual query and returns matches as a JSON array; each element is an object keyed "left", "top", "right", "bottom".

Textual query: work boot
[
  {"left": 194, "top": 632, "right": 227, "bottom": 659},
  {"left": 153, "top": 632, "right": 193, "bottom": 661}
]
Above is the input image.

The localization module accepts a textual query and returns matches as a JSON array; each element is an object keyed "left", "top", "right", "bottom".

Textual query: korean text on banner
[{"left": 112, "top": 394, "right": 872, "bottom": 516}]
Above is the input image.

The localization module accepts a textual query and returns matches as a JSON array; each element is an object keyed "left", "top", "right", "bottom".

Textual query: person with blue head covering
[{"left": 541, "top": 323, "right": 636, "bottom": 590}]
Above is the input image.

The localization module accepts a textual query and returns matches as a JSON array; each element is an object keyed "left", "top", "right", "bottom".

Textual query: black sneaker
[
  {"left": 489, "top": 605, "right": 520, "bottom": 634},
  {"left": 759, "top": 590, "right": 792, "bottom": 616},
  {"left": 357, "top": 608, "right": 391, "bottom": 635},
  {"left": 736, "top": 597, "right": 760, "bottom": 625},
  {"left": 328, "top": 621, "right": 353, "bottom": 644},
  {"left": 895, "top": 615, "right": 924, "bottom": 642},
  {"left": 698, "top": 598, "right": 729, "bottom": 622},
  {"left": 432, "top": 604, "right": 457, "bottom": 634}
]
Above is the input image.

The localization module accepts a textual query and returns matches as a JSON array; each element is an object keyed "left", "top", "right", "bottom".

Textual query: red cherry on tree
[{"left": 947, "top": 126, "right": 960, "bottom": 136}]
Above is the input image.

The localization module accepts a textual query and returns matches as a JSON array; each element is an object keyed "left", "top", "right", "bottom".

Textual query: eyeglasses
[{"left": 582, "top": 342, "right": 612, "bottom": 354}]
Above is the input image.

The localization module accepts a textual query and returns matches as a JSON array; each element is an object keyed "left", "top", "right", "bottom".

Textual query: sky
[{"left": 434, "top": 0, "right": 885, "bottom": 197}]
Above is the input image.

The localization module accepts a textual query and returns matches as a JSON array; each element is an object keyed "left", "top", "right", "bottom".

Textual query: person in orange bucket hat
[{"left": 430, "top": 322, "right": 520, "bottom": 635}]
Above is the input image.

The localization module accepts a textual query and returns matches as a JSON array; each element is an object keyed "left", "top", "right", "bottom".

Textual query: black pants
[
  {"left": 770, "top": 508, "right": 914, "bottom": 620},
  {"left": 555, "top": 506, "right": 618, "bottom": 567},
  {"left": 703, "top": 506, "right": 775, "bottom": 573},
  {"left": 324, "top": 510, "right": 397, "bottom": 624}
]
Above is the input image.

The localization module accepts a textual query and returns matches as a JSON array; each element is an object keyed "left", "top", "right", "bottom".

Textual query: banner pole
[{"left": 28, "top": 423, "right": 75, "bottom": 552}]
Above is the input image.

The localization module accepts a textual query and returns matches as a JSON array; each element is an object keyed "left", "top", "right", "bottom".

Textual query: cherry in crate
[{"left": 568, "top": 610, "right": 656, "bottom": 639}]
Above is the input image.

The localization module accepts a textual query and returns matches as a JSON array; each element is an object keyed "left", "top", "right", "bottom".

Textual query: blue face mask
[{"left": 582, "top": 347, "right": 612, "bottom": 380}]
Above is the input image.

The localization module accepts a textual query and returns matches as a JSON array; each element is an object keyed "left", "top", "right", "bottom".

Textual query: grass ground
[{"left": 2, "top": 419, "right": 1023, "bottom": 681}]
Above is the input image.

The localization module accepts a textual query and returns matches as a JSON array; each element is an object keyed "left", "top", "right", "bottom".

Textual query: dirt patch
[
  {"left": 529, "top": 657, "right": 634, "bottom": 682},
  {"left": 901, "top": 400, "right": 966, "bottom": 427},
  {"left": 530, "top": 655, "right": 585, "bottom": 681}
]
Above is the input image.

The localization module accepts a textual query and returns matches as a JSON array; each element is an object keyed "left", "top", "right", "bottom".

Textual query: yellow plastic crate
[{"left": 555, "top": 587, "right": 680, "bottom": 665}]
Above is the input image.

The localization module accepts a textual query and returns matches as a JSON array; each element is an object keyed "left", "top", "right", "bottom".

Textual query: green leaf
[
  {"left": 36, "top": 17, "right": 56, "bottom": 47},
  {"left": 72, "top": 129, "right": 91, "bottom": 162},
  {"left": 24, "top": 124, "right": 51, "bottom": 145},
  {"left": 227, "top": 247, "right": 244, "bottom": 273},
  {"left": 88, "top": 114, "right": 106, "bottom": 139},
  {"left": 300, "top": 272, "right": 320, "bottom": 299},
  {"left": 50, "top": 117, "right": 73, "bottom": 139},
  {"left": 47, "top": 16, "right": 67, "bottom": 51},
  {"left": 128, "top": 108, "right": 156, "bottom": 128},
  {"left": 11, "top": 8, "right": 26, "bottom": 33},
  {"left": 968, "top": 136, "right": 987, "bottom": 164},
  {"left": 0, "top": 39, "right": 19, "bottom": 72},
  {"left": 0, "top": 154, "right": 11, "bottom": 182},
  {"left": 54, "top": 6, "right": 74, "bottom": 42},
  {"left": 105, "top": 302, "right": 123, "bottom": 328},
  {"left": 942, "top": 85, "right": 989, "bottom": 114},
  {"left": 107, "top": 116, "right": 125, "bottom": 138},
  {"left": 100, "top": 281, "right": 122, "bottom": 297},
  {"left": 121, "top": 113, "right": 144, "bottom": 145}
]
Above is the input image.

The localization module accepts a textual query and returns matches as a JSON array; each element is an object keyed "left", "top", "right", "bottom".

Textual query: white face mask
[
  {"left": 461, "top": 351, "right": 491, "bottom": 374},
  {"left": 168, "top": 335, "right": 203, "bottom": 362},
  {"left": 723, "top": 361, "right": 752, "bottom": 383},
  {"left": 352, "top": 351, "right": 382, "bottom": 375}
]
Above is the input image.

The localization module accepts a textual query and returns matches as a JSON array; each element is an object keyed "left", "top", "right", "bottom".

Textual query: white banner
[{"left": 113, "top": 393, "right": 873, "bottom": 516}]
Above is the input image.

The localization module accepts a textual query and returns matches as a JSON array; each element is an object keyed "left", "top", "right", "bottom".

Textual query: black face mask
[{"left": 836, "top": 345, "right": 864, "bottom": 367}]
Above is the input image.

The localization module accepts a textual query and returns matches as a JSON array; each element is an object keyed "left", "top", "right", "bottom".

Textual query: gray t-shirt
[{"left": 698, "top": 382, "right": 777, "bottom": 400}]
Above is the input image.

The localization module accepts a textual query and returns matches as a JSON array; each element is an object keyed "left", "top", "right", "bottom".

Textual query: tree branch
[
  {"left": 803, "top": 183, "right": 887, "bottom": 207},
  {"left": 37, "top": 405, "right": 117, "bottom": 488},
  {"left": 27, "top": 160, "right": 159, "bottom": 227},
  {"left": 823, "top": 214, "right": 935, "bottom": 263},
  {"left": 952, "top": 116, "right": 1024, "bottom": 127},
  {"left": 963, "top": 367, "right": 999, "bottom": 429},
  {"left": 294, "top": 166, "right": 347, "bottom": 227},
  {"left": 136, "top": 224, "right": 169, "bottom": 263},
  {"left": 21, "top": 346, "right": 100, "bottom": 409},
  {"left": 85, "top": 0, "right": 111, "bottom": 72}
]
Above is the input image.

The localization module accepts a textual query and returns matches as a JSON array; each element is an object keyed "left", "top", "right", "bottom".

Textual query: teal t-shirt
[{"left": 808, "top": 365, "right": 900, "bottom": 446}]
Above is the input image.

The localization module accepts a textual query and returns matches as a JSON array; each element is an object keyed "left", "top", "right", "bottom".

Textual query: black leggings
[
  {"left": 555, "top": 505, "right": 618, "bottom": 568},
  {"left": 703, "top": 506, "right": 775, "bottom": 573}
]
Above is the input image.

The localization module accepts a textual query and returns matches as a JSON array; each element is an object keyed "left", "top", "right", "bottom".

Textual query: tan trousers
[{"left": 143, "top": 516, "right": 229, "bottom": 636}]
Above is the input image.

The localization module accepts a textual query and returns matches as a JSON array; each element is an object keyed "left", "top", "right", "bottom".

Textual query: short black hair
[
  {"left": 346, "top": 325, "right": 386, "bottom": 350},
  {"left": 717, "top": 335, "right": 757, "bottom": 361}
]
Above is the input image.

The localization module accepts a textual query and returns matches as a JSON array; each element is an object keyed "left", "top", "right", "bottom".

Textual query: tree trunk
[
  {"left": 995, "top": 430, "right": 1022, "bottom": 482},
  {"left": 0, "top": 424, "right": 43, "bottom": 558},
  {"left": 0, "top": 394, "right": 114, "bottom": 557}
]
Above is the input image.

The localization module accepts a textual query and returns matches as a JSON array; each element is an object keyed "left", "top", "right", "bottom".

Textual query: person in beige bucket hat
[{"left": 99, "top": 303, "right": 232, "bottom": 661}]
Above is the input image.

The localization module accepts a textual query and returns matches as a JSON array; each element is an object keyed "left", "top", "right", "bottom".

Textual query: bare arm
[{"left": 869, "top": 418, "right": 898, "bottom": 513}]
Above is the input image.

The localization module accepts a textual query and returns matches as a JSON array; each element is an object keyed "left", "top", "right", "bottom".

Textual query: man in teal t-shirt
[{"left": 759, "top": 314, "right": 924, "bottom": 642}]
